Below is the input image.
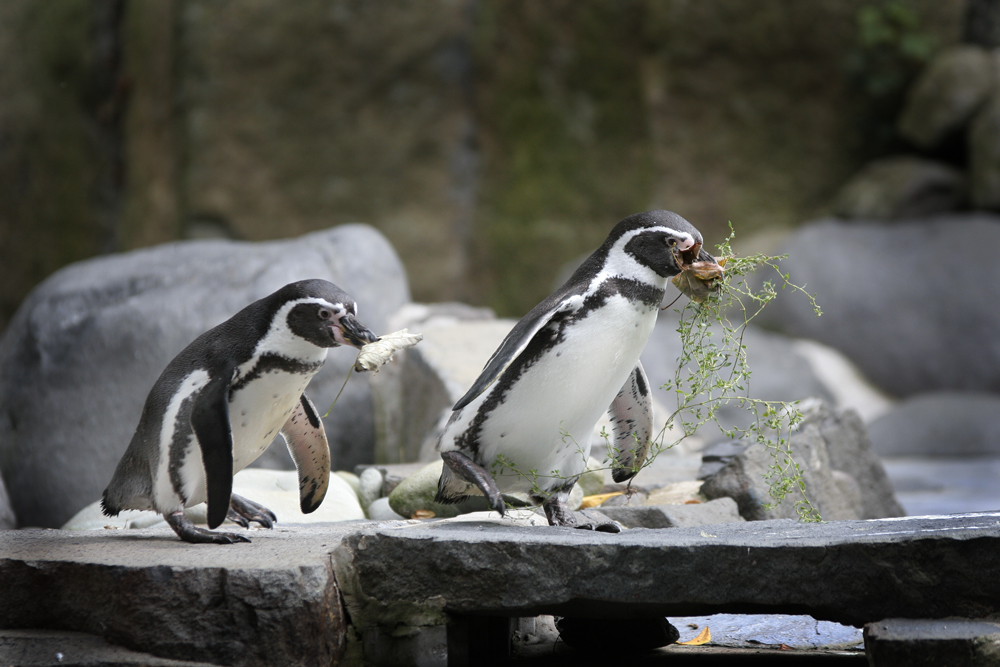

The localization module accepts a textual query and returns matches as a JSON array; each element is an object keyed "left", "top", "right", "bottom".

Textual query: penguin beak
[{"left": 333, "top": 313, "right": 379, "bottom": 349}]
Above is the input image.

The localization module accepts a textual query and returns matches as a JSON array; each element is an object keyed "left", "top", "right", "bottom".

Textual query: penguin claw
[
  {"left": 228, "top": 494, "right": 277, "bottom": 529},
  {"left": 165, "top": 511, "right": 252, "bottom": 544}
]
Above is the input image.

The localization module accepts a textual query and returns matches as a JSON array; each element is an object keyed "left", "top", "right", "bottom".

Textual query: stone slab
[
  {"left": 0, "top": 523, "right": 364, "bottom": 667},
  {"left": 864, "top": 618, "right": 1000, "bottom": 667},
  {"left": 0, "top": 629, "right": 216, "bottom": 667},
  {"left": 333, "top": 512, "right": 1000, "bottom": 630}
]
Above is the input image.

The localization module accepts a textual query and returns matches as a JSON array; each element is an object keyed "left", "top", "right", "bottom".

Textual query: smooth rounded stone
[
  {"left": 867, "top": 392, "right": 1000, "bottom": 456},
  {"left": 0, "top": 224, "right": 410, "bottom": 529},
  {"left": 366, "top": 497, "right": 406, "bottom": 521},
  {"left": 358, "top": 467, "right": 384, "bottom": 514},
  {"left": 388, "top": 460, "right": 462, "bottom": 519},
  {"left": 970, "top": 90, "right": 1000, "bottom": 209},
  {"left": 752, "top": 215, "right": 1000, "bottom": 397},
  {"left": 898, "top": 45, "right": 996, "bottom": 149},
  {"left": 645, "top": 480, "right": 705, "bottom": 506},
  {"left": 335, "top": 470, "right": 361, "bottom": 498},
  {"left": 832, "top": 155, "right": 966, "bottom": 219},
  {"left": 62, "top": 468, "right": 365, "bottom": 530}
]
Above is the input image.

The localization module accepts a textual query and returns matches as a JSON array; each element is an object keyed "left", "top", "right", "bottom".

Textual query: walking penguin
[
  {"left": 435, "top": 210, "right": 722, "bottom": 530},
  {"left": 101, "top": 279, "right": 378, "bottom": 544}
]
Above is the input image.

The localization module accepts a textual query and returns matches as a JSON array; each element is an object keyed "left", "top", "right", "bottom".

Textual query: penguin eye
[{"left": 318, "top": 308, "right": 333, "bottom": 320}]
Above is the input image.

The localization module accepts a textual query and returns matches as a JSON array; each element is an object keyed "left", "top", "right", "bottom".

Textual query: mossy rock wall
[{"left": 0, "top": 0, "right": 963, "bottom": 328}]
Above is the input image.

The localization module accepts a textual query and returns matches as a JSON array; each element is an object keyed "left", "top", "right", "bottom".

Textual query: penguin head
[
  {"left": 280, "top": 280, "right": 379, "bottom": 349},
  {"left": 599, "top": 210, "right": 711, "bottom": 280}
]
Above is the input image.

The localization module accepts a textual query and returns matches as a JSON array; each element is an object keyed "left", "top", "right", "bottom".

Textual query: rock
[
  {"left": 334, "top": 470, "right": 361, "bottom": 498},
  {"left": 357, "top": 467, "right": 384, "bottom": 514},
  {"left": 701, "top": 402, "right": 904, "bottom": 521},
  {"left": 577, "top": 458, "right": 605, "bottom": 497},
  {"left": 555, "top": 616, "right": 679, "bottom": 654},
  {"left": 599, "top": 497, "right": 744, "bottom": 529},
  {"left": 0, "top": 224, "right": 409, "bottom": 529},
  {"left": 0, "top": 475, "right": 14, "bottom": 530},
  {"left": 898, "top": 45, "right": 996, "bottom": 149},
  {"left": 969, "top": 90, "right": 1000, "bottom": 209},
  {"left": 386, "top": 460, "right": 484, "bottom": 519},
  {"left": 62, "top": 468, "right": 365, "bottom": 530},
  {"left": 333, "top": 512, "right": 1000, "bottom": 632},
  {"left": 369, "top": 303, "right": 510, "bottom": 462},
  {"left": 650, "top": 298, "right": 895, "bottom": 427},
  {"left": 832, "top": 156, "right": 966, "bottom": 219},
  {"left": 867, "top": 392, "right": 1000, "bottom": 456},
  {"left": 1, "top": 525, "right": 353, "bottom": 667},
  {"left": 366, "top": 497, "right": 406, "bottom": 522},
  {"left": 752, "top": 215, "right": 1000, "bottom": 397},
  {"left": 673, "top": 613, "right": 862, "bottom": 650},
  {"left": 0, "top": 629, "right": 219, "bottom": 667},
  {"left": 645, "top": 480, "right": 705, "bottom": 506},
  {"left": 864, "top": 618, "right": 1000, "bottom": 666}
]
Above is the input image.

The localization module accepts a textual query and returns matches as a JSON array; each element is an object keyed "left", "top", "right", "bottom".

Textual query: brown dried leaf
[{"left": 677, "top": 627, "right": 711, "bottom": 646}]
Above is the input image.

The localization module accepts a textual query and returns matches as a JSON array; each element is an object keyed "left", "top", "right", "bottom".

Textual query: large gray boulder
[
  {"left": 0, "top": 224, "right": 409, "bottom": 528},
  {"left": 970, "top": 90, "right": 1000, "bottom": 209},
  {"left": 867, "top": 392, "right": 1000, "bottom": 456},
  {"left": 753, "top": 215, "right": 1000, "bottom": 397},
  {"left": 831, "top": 155, "right": 966, "bottom": 219},
  {"left": 897, "top": 45, "right": 996, "bottom": 149},
  {"left": 701, "top": 401, "right": 904, "bottom": 521}
]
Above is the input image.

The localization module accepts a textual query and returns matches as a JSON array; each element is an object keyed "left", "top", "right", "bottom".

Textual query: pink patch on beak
[{"left": 676, "top": 236, "right": 695, "bottom": 252}]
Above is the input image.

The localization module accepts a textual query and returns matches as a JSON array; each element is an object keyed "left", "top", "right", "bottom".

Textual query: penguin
[
  {"left": 434, "top": 210, "right": 721, "bottom": 530},
  {"left": 101, "top": 279, "right": 378, "bottom": 544}
]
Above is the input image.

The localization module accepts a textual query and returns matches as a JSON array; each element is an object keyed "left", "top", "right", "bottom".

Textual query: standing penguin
[
  {"left": 102, "top": 279, "right": 378, "bottom": 544},
  {"left": 435, "top": 210, "right": 722, "bottom": 529}
]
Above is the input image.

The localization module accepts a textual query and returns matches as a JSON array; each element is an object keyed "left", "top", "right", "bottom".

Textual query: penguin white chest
[
  {"left": 228, "top": 369, "right": 316, "bottom": 470},
  {"left": 466, "top": 294, "right": 659, "bottom": 492}
]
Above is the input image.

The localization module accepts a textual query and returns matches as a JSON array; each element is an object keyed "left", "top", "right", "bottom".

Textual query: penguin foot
[
  {"left": 575, "top": 521, "right": 623, "bottom": 534},
  {"left": 227, "top": 494, "right": 277, "bottom": 529},
  {"left": 165, "top": 511, "right": 251, "bottom": 544},
  {"left": 440, "top": 451, "right": 505, "bottom": 516}
]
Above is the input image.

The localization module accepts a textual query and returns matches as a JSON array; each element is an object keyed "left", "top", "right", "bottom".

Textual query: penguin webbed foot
[
  {"left": 542, "top": 495, "right": 623, "bottom": 534},
  {"left": 439, "top": 451, "right": 505, "bottom": 516},
  {"left": 227, "top": 494, "right": 277, "bottom": 529},
  {"left": 165, "top": 511, "right": 251, "bottom": 545}
]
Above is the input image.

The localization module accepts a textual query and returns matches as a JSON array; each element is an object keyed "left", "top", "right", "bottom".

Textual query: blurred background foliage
[{"left": 0, "top": 0, "right": 963, "bottom": 327}]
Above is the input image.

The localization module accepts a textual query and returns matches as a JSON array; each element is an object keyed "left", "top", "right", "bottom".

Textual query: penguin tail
[{"left": 100, "top": 490, "right": 120, "bottom": 517}]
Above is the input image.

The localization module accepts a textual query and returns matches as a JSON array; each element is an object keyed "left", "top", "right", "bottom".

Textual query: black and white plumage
[
  {"left": 101, "top": 279, "right": 378, "bottom": 544},
  {"left": 435, "top": 210, "right": 720, "bottom": 529}
]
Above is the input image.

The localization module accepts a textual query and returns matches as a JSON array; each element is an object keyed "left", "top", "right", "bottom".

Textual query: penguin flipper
[
  {"left": 453, "top": 293, "right": 583, "bottom": 410},
  {"left": 280, "top": 394, "right": 331, "bottom": 514},
  {"left": 190, "top": 371, "right": 235, "bottom": 530},
  {"left": 609, "top": 362, "right": 653, "bottom": 484}
]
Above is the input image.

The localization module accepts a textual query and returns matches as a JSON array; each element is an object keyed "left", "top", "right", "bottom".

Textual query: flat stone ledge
[
  {"left": 865, "top": 618, "right": 1000, "bottom": 667},
  {"left": 334, "top": 512, "right": 1000, "bottom": 630},
  {"left": 0, "top": 523, "right": 365, "bottom": 667},
  {"left": 0, "top": 629, "right": 217, "bottom": 667}
]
